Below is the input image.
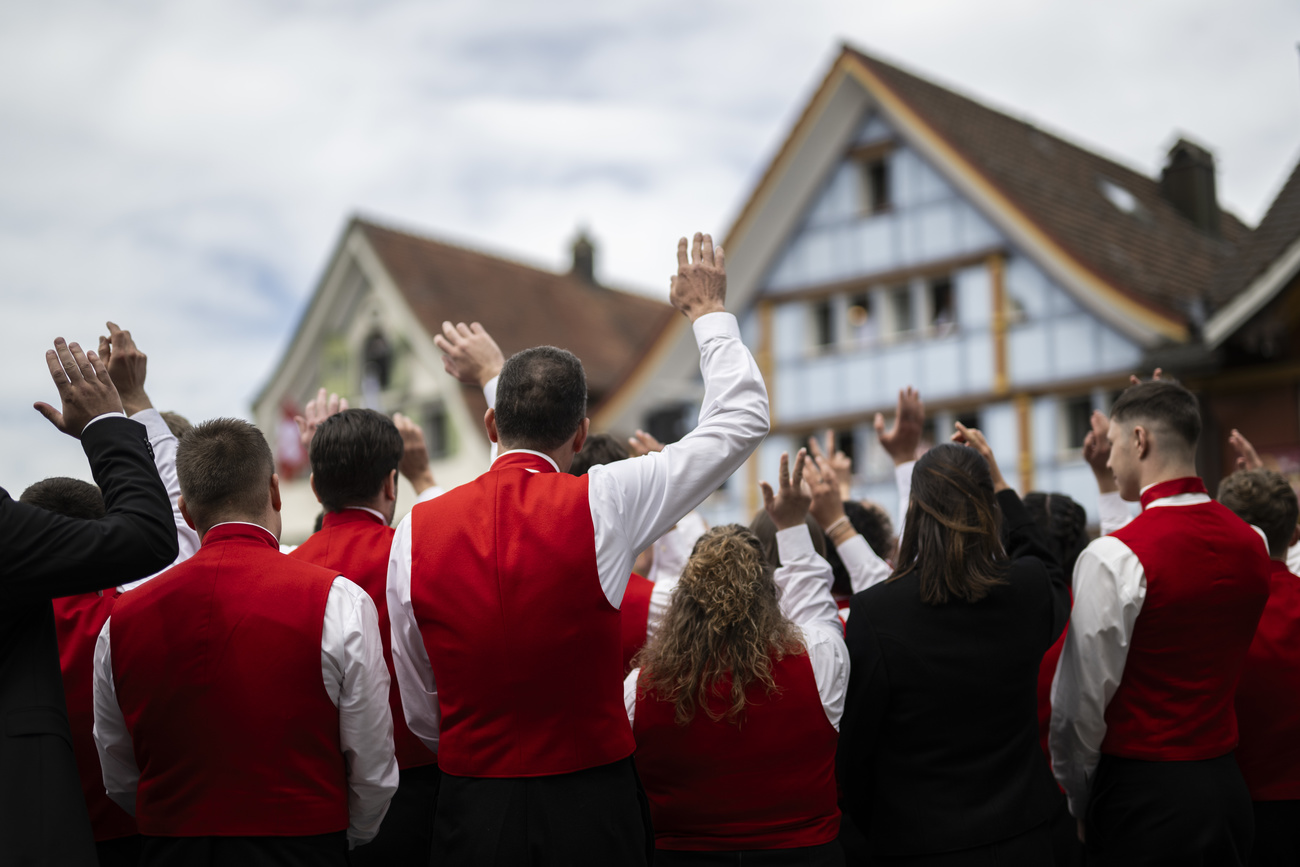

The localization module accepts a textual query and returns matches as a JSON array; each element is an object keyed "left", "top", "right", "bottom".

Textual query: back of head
[
  {"left": 160, "top": 411, "right": 193, "bottom": 441},
  {"left": 20, "top": 477, "right": 106, "bottom": 520},
  {"left": 176, "top": 418, "right": 275, "bottom": 529},
  {"left": 1218, "top": 469, "right": 1299, "bottom": 559},
  {"left": 1110, "top": 380, "right": 1201, "bottom": 454},
  {"left": 749, "top": 511, "right": 827, "bottom": 569},
  {"left": 309, "top": 409, "right": 404, "bottom": 511},
  {"left": 495, "top": 346, "right": 587, "bottom": 451},
  {"left": 892, "top": 442, "right": 1006, "bottom": 605},
  {"left": 635, "top": 524, "right": 803, "bottom": 726},
  {"left": 1022, "top": 492, "right": 1088, "bottom": 576},
  {"left": 568, "top": 433, "right": 628, "bottom": 477}
]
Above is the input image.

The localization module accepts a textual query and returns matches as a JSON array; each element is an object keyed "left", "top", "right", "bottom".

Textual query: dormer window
[
  {"left": 862, "top": 158, "right": 892, "bottom": 214},
  {"left": 1099, "top": 178, "right": 1141, "bottom": 216},
  {"left": 361, "top": 330, "right": 393, "bottom": 409}
]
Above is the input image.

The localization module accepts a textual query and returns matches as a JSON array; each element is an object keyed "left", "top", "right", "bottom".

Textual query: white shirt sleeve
[
  {"left": 587, "top": 312, "right": 769, "bottom": 608},
  {"left": 645, "top": 577, "right": 678, "bottom": 644},
  {"left": 83, "top": 411, "right": 128, "bottom": 430},
  {"left": 119, "top": 409, "right": 202, "bottom": 591},
  {"left": 646, "top": 512, "right": 709, "bottom": 585},
  {"left": 320, "top": 577, "right": 399, "bottom": 847},
  {"left": 1097, "top": 490, "right": 1133, "bottom": 536},
  {"left": 414, "top": 484, "right": 444, "bottom": 505},
  {"left": 800, "top": 624, "right": 850, "bottom": 730},
  {"left": 623, "top": 667, "right": 640, "bottom": 726},
  {"left": 483, "top": 375, "right": 499, "bottom": 464},
  {"left": 895, "top": 461, "right": 915, "bottom": 543},
  {"left": 1049, "top": 535, "right": 1146, "bottom": 817},
  {"left": 1287, "top": 540, "right": 1300, "bottom": 576},
  {"left": 92, "top": 617, "right": 139, "bottom": 816},
  {"left": 386, "top": 513, "right": 441, "bottom": 753},
  {"left": 834, "top": 534, "right": 892, "bottom": 594}
]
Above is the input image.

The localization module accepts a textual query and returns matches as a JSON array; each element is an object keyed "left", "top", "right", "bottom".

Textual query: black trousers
[
  {"left": 654, "top": 840, "right": 846, "bottom": 866},
  {"left": 97, "top": 834, "right": 143, "bottom": 867},
  {"left": 352, "top": 763, "right": 441, "bottom": 866},
  {"left": 431, "top": 757, "right": 653, "bottom": 866},
  {"left": 1248, "top": 800, "right": 1300, "bottom": 867},
  {"left": 867, "top": 821, "right": 1053, "bottom": 866},
  {"left": 139, "top": 831, "right": 348, "bottom": 866},
  {"left": 1084, "top": 753, "right": 1253, "bottom": 866}
]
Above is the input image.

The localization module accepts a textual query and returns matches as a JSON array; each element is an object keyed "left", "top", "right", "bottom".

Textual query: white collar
[
  {"left": 207, "top": 520, "right": 279, "bottom": 541},
  {"left": 492, "top": 449, "right": 561, "bottom": 473}
]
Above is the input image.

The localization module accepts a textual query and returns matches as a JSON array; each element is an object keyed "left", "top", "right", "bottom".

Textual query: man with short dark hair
[
  {"left": 1218, "top": 468, "right": 1300, "bottom": 863},
  {"left": 93, "top": 418, "right": 398, "bottom": 867},
  {"left": 388, "top": 233, "right": 769, "bottom": 865},
  {"left": 291, "top": 406, "right": 453, "bottom": 866},
  {"left": 1050, "top": 379, "right": 1271, "bottom": 865}
]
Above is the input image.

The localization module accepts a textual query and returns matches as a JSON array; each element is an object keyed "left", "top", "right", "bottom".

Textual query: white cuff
[
  {"left": 691, "top": 310, "right": 739, "bottom": 343},
  {"left": 775, "top": 524, "right": 817, "bottom": 561},
  {"left": 84, "top": 411, "right": 128, "bottom": 430}
]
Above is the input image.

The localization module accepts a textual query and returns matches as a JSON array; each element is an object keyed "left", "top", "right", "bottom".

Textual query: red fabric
[
  {"left": 1036, "top": 621, "right": 1068, "bottom": 768},
  {"left": 110, "top": 523, "right": 349, "bottom": 836},
  {"left": 633, "top": 652, "right": 840, "bottom": 850},
  {"left": 291, "top": 509, "right": 437, "bottom": 770},
  {"left": 1100, "top": 478, "right": 1270, "bottom": 761},
  {"left": 1235, "top": 560, "right": 1300, "bottom": 800},
  {"left": 409, "top": 452, "right": 635, "bottom": 777},
  {"left": 620, "top": 573, "right": 653, "bottom": 674},
  {"left": 53, "top": 591, "right": 138, "bottom": 842}
]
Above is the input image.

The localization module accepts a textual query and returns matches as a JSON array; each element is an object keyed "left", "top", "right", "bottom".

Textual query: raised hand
[
  {"left": 34, "top": 337, "right": 125, "bottom": 438},
  {"left": 808, "top": 430, "right": 853, "bottom": 500},
  {"left": 394, "top": 412, "right": 437, "bottom": 494},
  {"left": 433, "top": 321, "right": 504, "bottom": 388},
  {"left": 627, "top": 429, "right": 665, "bottom": 457},
  {"left": 1129, "top": 367, "right": 1164, "bottom": 386},
  {"left": 805, "top": 452, "right": 849, "bottom": 536},
  {"left": 1228, "top": 429, "right": 1264, "bottom": 472},
  {"left": 875, "top": 387, "right": 924, "bottom": 466},
  {"left": 98, "top": 321, "right": 151, "bottom": 415},
  {"left": 295, "top": 388, "right": 349, "bottom": 452},
  {"left": 759, "top": 449, "right": 811, "bottom": 531},
  {"left": 1082, "top": 409, "right": 1117, "bottom": 493},
  {"left": 669, "top": 232, "right": 727, "bottom": 321},
  {"left": 952, "top": 422, "right": 1010, "bottom": 493}
]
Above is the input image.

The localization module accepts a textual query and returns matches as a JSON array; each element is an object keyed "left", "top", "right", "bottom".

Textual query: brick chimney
[
  {"left": 570, "top": 229, "right": 596, "bottom": 284},
  {"left": 1160, "top": 138, "right": 1220, "bottom": 236}
]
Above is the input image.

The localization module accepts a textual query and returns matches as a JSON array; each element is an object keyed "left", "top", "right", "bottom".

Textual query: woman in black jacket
[{"left": 837, "top": 425, "right": 1069, "bottom": 865}]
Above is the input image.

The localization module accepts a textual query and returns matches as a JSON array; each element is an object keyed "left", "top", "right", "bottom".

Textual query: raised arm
[
  {"left": 1084, "top": 409, "right": 1130, "bottom": 535},
  {"left": 432, "top": 320, "right": 504, "bottom": 463},
  {"left": 806, "top": 451, "right": 890, "bottom": 594},
  {"left": 589, "top": 234, "right": 769, "bottom": 604},
  {"left": 1, "top": 337, "right": 177, "bottom": 599},
  {"left": 877, "top": 387, "right": 923, "bottom": 539}
]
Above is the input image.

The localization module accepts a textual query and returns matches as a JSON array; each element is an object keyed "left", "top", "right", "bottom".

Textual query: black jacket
[
  {"left": 837, "top": 488, "right": 1069, "bottom": 858},
  {"left": 0, "top": 416, "right": 178, "bottom": 866}
]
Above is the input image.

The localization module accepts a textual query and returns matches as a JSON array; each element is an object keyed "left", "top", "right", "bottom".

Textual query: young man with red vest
[
  {"left": 290, "top": 407, "right": 451, "bottom": 865},
  {"left": 1050, "top": 380, "right": 1272, "bottom": 865},
  {"left": 1217, "top": 468, "right": 1300, "bottom": 865},
  {"left": 92, "top": 418, "right": 398, "bottom": 867},
  {"left": 387, "top": 232, "right": 769, "bottom": 865}
]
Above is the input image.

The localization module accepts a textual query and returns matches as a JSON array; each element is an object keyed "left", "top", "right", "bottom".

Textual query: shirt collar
[
  {"left": 323, "top": 507, "right": 387, "bottom": 528},
  {"left": 203, "top": 521, "right": 280, "bottom": 548},
  {"left": 491, "top": 449, "right": 561, "bottom": 474},
  {"left": 1139, "top": 477, "right": 1208, "bottom": 510}
]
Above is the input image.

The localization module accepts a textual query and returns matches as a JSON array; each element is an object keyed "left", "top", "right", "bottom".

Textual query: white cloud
[{"left": 0, "top": 0, "right": 1296, "bottom": 492}]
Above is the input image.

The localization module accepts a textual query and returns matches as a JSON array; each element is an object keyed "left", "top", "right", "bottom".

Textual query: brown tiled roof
[
  {"left": 1215, "top": 155, "right": 1300, "bottom": 299},
  {"left": 356, "top": 217, "right": 676, "bottom": 418},
  {"left": 846, "top": 47, "right": 1251, "bottom": 323}
]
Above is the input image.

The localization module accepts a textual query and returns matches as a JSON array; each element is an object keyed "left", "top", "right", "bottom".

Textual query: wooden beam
[
  {"left": 990, "top": 252, "right": 1009, "bottom": 396},
  {"left": 1016, "top": 392, "right": 1034, "bottom": 492}
]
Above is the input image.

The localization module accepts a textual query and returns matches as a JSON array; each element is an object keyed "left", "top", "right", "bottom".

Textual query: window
[
  {"left": 929, "top": 276, "right": 956, "bottom": 334},
  {"left": 885, "top": 286, "right": 913, "bottom": 337},
  {"left": 424, "top": 401, "right": 451, "bottom": 460},
  {"left": 362, "top": 330, "right": 393, "bottom": 390},
  {"left": 811, "top": 298, "right": 836, "bottom": 349},
  {"left": 955, "top": 410, "right": 981, "bottom": 433},
  {"left": 1061, "top": 395, "right": 1094, "bottom": 452},
  {"left": 861, "top": 158, "right": 891, "bottom": 213},
  {"left": 847, "top": 291, "right": 875, "bottom": 347},
  {"left": 645, "top": 403, "right": 693, "bottom": 446}
]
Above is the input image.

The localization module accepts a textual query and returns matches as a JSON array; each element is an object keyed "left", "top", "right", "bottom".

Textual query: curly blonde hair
[{"left": 634, "top": 524, "right": 805, "bottom": 726}]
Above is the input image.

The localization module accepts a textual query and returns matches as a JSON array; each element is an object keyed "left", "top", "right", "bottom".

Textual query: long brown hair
[
  {"left": 889, "top": 443, "right": 1007, "bottom": 605},
  {"left": 634, "top": 524, "right": 805, "bottom": 726}
]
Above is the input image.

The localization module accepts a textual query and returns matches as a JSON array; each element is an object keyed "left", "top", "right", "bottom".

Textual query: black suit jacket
[
  {"left": 837, "top": 489, "right": 1069, "bottom": 858},
  {"left": 0, "top": 416, "right": 178, "bottom": 866}
]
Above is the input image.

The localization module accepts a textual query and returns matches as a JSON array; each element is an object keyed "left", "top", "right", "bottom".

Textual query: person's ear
[
  {"left": 270, "top": 473, "right": 282, "bottom": 513},
  {"left": 485, "top": 408, "right": 499, "bottom": 444},
  {"left": 308, "top": 472, "right": 324, "bottom": 505},
  {"left": 178, "top": 496, "right": 197, "bottom": 531},
  {"left": 384, "top": 469, "right": 398, "bottom": 502},
  {"left": 572, "top": 418, "right": 590, "bottom": 454},
  {"left": 1133, "top": 425, "right": 1150, "bottom": 460}
]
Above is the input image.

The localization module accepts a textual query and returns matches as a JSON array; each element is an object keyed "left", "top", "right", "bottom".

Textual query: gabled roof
[{"left": 354, "top": 217, "right": 676, "bottom": 409}]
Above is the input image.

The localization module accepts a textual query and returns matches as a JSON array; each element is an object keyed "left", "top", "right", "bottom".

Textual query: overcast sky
[{"left": 1, "top": 0, "right": 1297, "bottom": 491}]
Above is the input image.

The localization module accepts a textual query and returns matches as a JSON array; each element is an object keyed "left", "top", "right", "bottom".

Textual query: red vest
[
  {"left": 1036, "top": 599, "right": 1070, "bottom": 770},
  {"left": 409, "top": 451, "right": 635, "bottom": 777},
  {"left": 291, "top": 509, "right": 437, "bottom": 771},
  {"left": 110, "top": 523, "right": 350, "bottom": 836},
  {"left": 1101, "top": 478, "right": 1270, "bottom": 761},
  {"left": 621, "top": 573, "right": 653, "bottom": 674},
  {"left": 1234, "top": 560, "right": 1300, "bottom": 800},
  {"left": 633, "top": 652, "right": 840, "bottom": 851},
  {"left": 54, "top": 590, "right": 138, "bottom": 842}
]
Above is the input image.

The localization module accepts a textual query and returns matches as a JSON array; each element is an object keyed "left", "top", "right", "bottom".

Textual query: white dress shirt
[
  {"left": 387, "top": 311, "right": 770, "bottom": 755},
  {"left": 1097, "top": 490, "right": 1133, "bottom": 537},
  {"left": 1049, "top": 490, "right": 1268, "bottom": 817},
  {"left": 624, "top": 523, "right": 850, "bottom": 729},
  {"left": 643, "top": 511, "right": 709, "bottom": 641},
  {"left": 118, "top": 408, "right": 202, "bottom": 591},
  {"left": 93, "top": 522, "right": 399, "bottom": 847},
  {"left": 1288, "top": 540, "right": 1300, "bottom": 576},
  {"left": 894, "top": 459, "right": 914, "bottom": 544}
]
